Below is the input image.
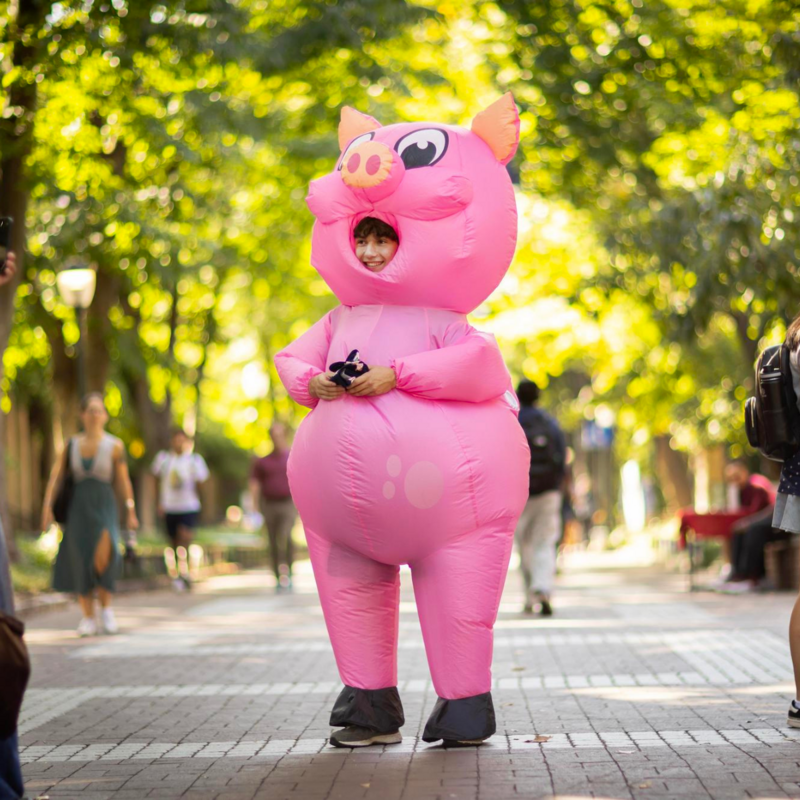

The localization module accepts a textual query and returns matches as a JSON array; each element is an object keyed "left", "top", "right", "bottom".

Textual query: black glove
[{"left": 328, "top": 349, "right": 370, "bottom": 388}]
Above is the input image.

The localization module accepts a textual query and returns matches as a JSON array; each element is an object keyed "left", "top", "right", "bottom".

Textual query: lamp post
[{"left": 56, "top": 266, "right": 96, "bottom": 399}]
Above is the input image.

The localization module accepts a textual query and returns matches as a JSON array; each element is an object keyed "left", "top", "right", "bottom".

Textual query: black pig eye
[{"left": 395, "top": 128, "right": 448, "bottom": 169}]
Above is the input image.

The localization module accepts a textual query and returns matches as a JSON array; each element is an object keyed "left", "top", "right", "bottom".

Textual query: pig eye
[
  {"left": 395, "top": 128, "right": 448, "bottom": 169},
  {"left": 338, "top": 132, "right": 375, "bottom": 171}
]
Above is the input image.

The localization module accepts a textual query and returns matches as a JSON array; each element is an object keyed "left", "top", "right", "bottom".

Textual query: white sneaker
[
  {"left": 101, "top": 608, "right": 119, "bottom": 635},
  {"left": 721, "top": 580, "right": 755, "bottom": 594},
  {"left": 76, "top": 616, "right": 97, "bottom": 637}
]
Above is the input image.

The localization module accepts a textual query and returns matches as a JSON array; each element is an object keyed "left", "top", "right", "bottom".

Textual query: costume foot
[
  {"left": 330, "top": 685, "right": 405, "bottom": 733},
  {"left": 442, "top": 737, "right": 489, "bottom": 748},
  {"left": 422, "top": 692, "right": 496, "bottom": 744},
  {"left": 329, "top": 725, "right": 402, "bottom": 748}
]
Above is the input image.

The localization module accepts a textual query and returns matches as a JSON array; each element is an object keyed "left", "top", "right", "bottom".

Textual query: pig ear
[
  {"left": 471, "top": 92, "right": 520, "bottom": 165},
  {"left": 339, "top": 107, "right": 381, "bottom": 152}
]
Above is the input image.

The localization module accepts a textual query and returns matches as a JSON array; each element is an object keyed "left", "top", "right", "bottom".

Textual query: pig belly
[{"left": 287, "top": 391, "right": 529, "bottom": 565}]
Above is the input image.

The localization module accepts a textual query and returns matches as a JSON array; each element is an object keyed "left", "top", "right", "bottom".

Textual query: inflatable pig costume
[{"left": 275, "top": 94, "right": 529, "bottom": 745}]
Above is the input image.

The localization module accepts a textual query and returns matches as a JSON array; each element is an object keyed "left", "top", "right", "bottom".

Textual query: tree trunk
[
  {"left": 730, "top": 310, "right": 760, "bottom": 368},
  {"left": 0, "top": 0, "right": 45, "bottom": 552},
  {"left": 48, "top": 326, "right": 80, "bottom": 446},
  {"left": 654, "top": 435, "right": 694, "bottom": 513},
  {"left": 85, "top": 265, "right": 119, "bottom": 393},
  {"left": 120, "top": 283, "right": 180, "bottom": 530}
]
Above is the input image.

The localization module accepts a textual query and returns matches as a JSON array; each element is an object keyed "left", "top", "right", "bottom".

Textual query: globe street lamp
[{"left": 56, "top": 266, "right": 96, "bottom": 398}]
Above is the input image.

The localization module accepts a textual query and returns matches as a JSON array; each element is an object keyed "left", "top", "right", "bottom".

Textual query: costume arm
[
  {"left": 392, "top": 321, "right": 510, "bottom": 403},
  {"left": 274, "top": 311, "right": 334, "bottom": 409}
]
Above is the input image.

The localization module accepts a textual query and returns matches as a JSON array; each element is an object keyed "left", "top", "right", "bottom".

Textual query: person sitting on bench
[{"left": 721, "top": 459, "right": 778, "bottom": 591}]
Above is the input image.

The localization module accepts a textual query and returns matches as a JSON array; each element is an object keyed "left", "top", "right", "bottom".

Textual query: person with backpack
[
  {"left": 752, "top": 312, "right": 800, "bottom": 727},
  {"left": 745, "top": 311, "right": 800, "bottom": 727},
  {"left": 514, "top": 379, "right": 567, "bottom": 616}
]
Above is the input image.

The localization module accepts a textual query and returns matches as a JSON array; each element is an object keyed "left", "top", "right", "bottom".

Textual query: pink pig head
[{"left": 306, "top": 94, "right": 520, "bottom": 314}]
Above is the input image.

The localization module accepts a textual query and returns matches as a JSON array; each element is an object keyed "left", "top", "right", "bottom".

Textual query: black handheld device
[{"left": 0, "top": 217, "right": 13, "bottom": 275}]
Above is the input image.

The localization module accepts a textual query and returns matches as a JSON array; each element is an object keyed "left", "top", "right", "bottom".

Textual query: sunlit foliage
[{"left": 1, "top": 0, "right": 797, "bottom": 493}]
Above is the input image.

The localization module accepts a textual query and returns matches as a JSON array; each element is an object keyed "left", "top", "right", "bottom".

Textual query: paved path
[{"left": 18, "top": 551, "right": 800, "bottom": 799}]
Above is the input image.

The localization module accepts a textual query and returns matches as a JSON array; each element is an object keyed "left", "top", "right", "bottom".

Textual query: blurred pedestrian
[
  {"left": 0, "top": 250, "right": 28, "bottom": 799},
  {"left": 0, "top": 247, "right": 28, "bottom": 798},
  {"left": 250, "top": 422, "right": 297, "bottom": 592},
  {"left": 514, "top": 380, "right": 567, "bottom": 616},
  {"left": 719, "top": 459, "right": 777, "bottom": 592},
  {"left": 42, "top": 393, "right": 139, "bottom": 636},
  {"left": 768, "top": 312, "right": 800, "bottom": 728},
  {"left": 151, "top": 428, "right": 209, "bottom": 591},
  {"left": 0, "top": 514, "right": 27, "bottom": 800}
]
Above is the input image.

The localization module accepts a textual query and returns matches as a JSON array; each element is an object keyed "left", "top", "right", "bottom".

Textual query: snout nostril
[
  {"left": 366, "top": 155, "right": 382, "bottom": 176},
  {"left": 347, "top": 153, "right": 361, "bottom": 173}
]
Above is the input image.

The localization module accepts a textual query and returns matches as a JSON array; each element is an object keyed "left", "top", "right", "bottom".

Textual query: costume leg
[
  {"left": 305, "top": 528, "right": 404, "bottom": 733},
  {"left": 410, "top": 518, "right": 515, "bottom": 742}
]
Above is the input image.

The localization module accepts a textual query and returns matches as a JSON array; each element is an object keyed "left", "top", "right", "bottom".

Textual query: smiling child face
[{"left": 355, "top": 231, "right": 399, "bottom": 273}]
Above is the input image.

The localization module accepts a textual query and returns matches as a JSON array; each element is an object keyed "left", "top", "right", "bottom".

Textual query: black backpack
[
  {"left": 519, "top": 407, "right": 565, "bottom": 495},
  {"left": 745, "top": 343, "right": 800, "bottom": 462}
]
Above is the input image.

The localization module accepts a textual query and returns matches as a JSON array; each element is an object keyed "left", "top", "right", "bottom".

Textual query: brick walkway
[{"left": 18, "top": 552, "right": 800, "bottom": 799}]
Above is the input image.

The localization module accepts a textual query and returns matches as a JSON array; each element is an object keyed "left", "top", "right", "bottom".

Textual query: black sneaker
[
  {"left": 788, "top": 701, "right": 800, "bottom": 729},
  {"left": 329, "top": 726, "right": 402, "bottom": 748},
  {"left": 533, "top": 591, "right": 553, "bottom": 617}
]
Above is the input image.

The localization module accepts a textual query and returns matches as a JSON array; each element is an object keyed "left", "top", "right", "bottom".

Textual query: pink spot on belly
[
  {"left": 383, "top": 481, "right": 396, "bottom": 499},
  {"left": 387, "top": 455, "right": 401, "bottom": 477},
  {"left": 404, "top": 461, "right": 444, "bottom": 510}
]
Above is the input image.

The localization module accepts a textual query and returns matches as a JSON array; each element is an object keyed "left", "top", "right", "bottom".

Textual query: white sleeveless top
[{"left": 70, "top": 433, "right": 120, "bottom": 483}]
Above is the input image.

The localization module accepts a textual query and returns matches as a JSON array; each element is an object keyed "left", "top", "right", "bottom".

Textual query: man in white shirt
[{"left": 151, "top": 428, "right": 210, "bottom": 590}]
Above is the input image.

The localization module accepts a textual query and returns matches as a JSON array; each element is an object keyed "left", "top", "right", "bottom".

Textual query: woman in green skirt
[{"left": 42, "top": 393, "right": 139, "bottom": 636}]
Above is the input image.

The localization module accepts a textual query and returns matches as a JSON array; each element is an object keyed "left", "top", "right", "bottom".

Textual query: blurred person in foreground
[
  {"left": 768, "top": 313, "right": 800, "bottom": 728},
  {"left": 514, "top": 380, "right": 567, "bottom": 616},
  {"left": 250, "top": 422, "right": 297, "bottom": 592},
  {"left": 151, "top": 428, "right": 210, "bottom": 591},
  {"left": 718, "top": 458, "right": 777, "bottom": 593},
  {"left": 42, "top": 393, "right": 139, "bottom": 636},
  {"left": 0, "top": 251, "right": 28, "bottom": 799}
]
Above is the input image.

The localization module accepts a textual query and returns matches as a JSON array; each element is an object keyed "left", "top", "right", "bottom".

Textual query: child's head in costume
[
  {"left": 306, "top": 93, "right": 520, "bottom": 314},
  {"left": 353, "top": 217, "right": 399, "bottom": 273}
]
